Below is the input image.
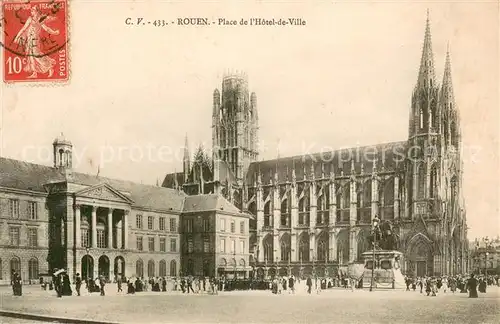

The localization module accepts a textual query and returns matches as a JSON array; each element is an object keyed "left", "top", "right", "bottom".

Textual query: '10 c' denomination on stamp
[{"left": 2, "top": 0, "right": 69, "bottom": 83}]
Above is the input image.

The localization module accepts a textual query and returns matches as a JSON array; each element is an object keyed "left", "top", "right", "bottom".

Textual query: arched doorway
[
  {"left": 203, "top": 259, "right": 210, "bottom": 277},
  {"left": 170, "top": 260, "right": 177, "bottom": 277},
  {"left": 406, "top": 233, "right": 434, "bottom": 277},
  {"left": 357, "top": 229, "right": 371, "bottom": 262},
  {"left": 316, "top": 231, "right": 328, "bottom": 262},
  {"left": 336, "top": 229, "right": 349, "bottom": 265},
  {"left": 263, "top": 234, "right": 273, "bottom": 263},
  {"left": 280, "top": 233, "right": 291, "bottom": 261},
  {"left": 148, "top": 260, "right": 155, "bottom": 278},
  {"left": 81, "top": 255, "right": 94, "bottom": 280},
  {"left": 298, "top": 232, "right": 310, "bottom": 262},
  {"left": 98, "top": 255, "right": 110, "bottom": 280},
  {"left": 114, "top": 256, "right": 125, "bottom": 280}
]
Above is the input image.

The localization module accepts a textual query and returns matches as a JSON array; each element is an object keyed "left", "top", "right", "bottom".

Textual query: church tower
[
  {"left": 212, "top": 70, "right": 259, "bottom": 184},
  {"left": 407, "top": 12, "right": 442, "bottom": 219}
]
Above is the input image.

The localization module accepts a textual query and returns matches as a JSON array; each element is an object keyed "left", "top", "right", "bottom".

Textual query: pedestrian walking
[
  {"left": 75, "top": 273, "right": 82, "bottom": 296},
  {"left": 117, "top": 275, "right": 123, "bottom": 292},
  {"left": 99, "top": 274, "right": 106, "bottom": 296}
]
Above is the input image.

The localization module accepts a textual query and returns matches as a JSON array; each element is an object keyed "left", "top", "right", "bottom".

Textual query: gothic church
[{"left": 163, "top": 14, "right": 469, "bottom": 277}]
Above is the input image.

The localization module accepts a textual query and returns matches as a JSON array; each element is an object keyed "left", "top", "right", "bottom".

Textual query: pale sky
[{"left": 0, "top": 1, "right": 498, "bottom": 239}]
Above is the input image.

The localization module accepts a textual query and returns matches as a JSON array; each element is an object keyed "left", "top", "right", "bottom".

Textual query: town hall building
[{"left": 0, "top": 135, "right": 251, "bottom": 284}]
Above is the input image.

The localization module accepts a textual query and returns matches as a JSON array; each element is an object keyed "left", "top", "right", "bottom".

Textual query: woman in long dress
[
  {"left": 467, "top": 274, "right": 478, "bottom": 298},
  {"left": 13, "top": 6, "right": 60, "bottom": 78},
  {"left": 61, "top": 273, "right": 73, "bottom": 296}
]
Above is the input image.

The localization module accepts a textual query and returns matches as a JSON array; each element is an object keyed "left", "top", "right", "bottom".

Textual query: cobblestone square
[{"left": 0, "top": 285, "right": 499, "bottom": 323}]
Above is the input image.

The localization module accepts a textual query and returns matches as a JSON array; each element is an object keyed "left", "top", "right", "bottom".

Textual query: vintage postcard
[{"left": 0, "top": 1, "right": 498, "bottom": 324}]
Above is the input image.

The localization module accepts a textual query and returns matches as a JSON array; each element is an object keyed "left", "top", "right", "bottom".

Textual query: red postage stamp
[{"left": 2, "top": 0, "right": 69, "bottom": 83}]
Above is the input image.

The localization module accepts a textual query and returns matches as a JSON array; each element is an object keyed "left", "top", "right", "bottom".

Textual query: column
[
  {"left": 256, "top": 182, "right": 264, "bottom": 262},
  {"left": 290, "top": 182, "right": 298, "bottom": 262},
  {"left": 329, "top": 230, "right": 338, "bottom": 261},
  {"left": 310, "top": 233, "right": 316, "bottom": 262},
  {"left": 290, "top": 233, "right": 297, "bottom": 262},
  {"left": 91, "top": 206, "right": 97, "bottom": 248},
  {"left": 371, "top": 175, "right": 379, "bottom": 221},
  {"left": 328, "top": 175, "right": 336, "bottom": 226},
  {"left": 74, "top": 204, "right": 81, "bottom": 248},
  {"left": 349, "top": 228, "right": 358, "bottom": 263},
  {"left": 123, "top": 210, "right": 129, "bottom": 249},
  {"left": 257, "top": 235, "right": 264, "bottom": 262},
  {"left": 309, "top": 181, "right": 317, "bottom": 228},
  {"left": 273, "top": 188, "right": 280, "bottom": 261},
  {"left": 349, "top": 178, "right": 357, "bottom": 263},
  {"left": 116, "top": 219, "right": 122, "bottom": 249},
  {"left": 394, "top": 176, "right": 400, "bottom": 220},
  {"left": 349, "top": 178, "right": 357, "bottom": 226},
  {"left": 107, "top": 208, "right": 113, "bottom": 249}
]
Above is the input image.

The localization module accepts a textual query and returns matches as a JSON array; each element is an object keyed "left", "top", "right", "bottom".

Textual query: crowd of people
[
  {"left": 403, "top": 274, "right": 499, "bottom": 298},
  {"left": 10, "top": 269, "right": 500, "bottom": 298}
]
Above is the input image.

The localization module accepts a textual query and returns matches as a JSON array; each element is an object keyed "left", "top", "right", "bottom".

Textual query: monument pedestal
[{"left": 361, "top": 250, "right": 405, "bottom": 289}]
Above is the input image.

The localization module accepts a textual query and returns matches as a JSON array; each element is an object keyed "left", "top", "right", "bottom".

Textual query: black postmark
[{"left": 0, "top": 0, "right": 68, "bottom": 58}]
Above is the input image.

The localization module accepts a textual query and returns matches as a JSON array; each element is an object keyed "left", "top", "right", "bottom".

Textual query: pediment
[{"left": 75, "top": 183, "right": 133, "bottom": 204}]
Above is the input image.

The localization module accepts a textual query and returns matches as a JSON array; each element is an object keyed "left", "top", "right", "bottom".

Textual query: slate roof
[
  {"left": 162, "top": 172, "right": 184, "bottom": 189},
  {"left": 0, "top": 157, "right": 65, "bottom": 192},
  {"left": 183, "top": 194, "right": 241, "bottom": 214},
  {"left": 162, "top": 159, "right": 238, "bottom": 189},
  {"left": 246, "top": 141, "right": 407, "bottom": 185},
  {"left": 69, "top": 172, "right": 186, "bottom": 212},
  {"left": 0, "top": 157, "right": 186, "bottom": 212}
]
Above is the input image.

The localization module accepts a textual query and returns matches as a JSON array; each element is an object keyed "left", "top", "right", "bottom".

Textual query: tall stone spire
[
  {"left": 183, "top": 134, "right": 190, "bottom": 182},
  {"left": 441, "top": 45, "right": 455, "bottom": 111},
  {"left": 416, "top": 9, "right": 436, "bottom": 90}
]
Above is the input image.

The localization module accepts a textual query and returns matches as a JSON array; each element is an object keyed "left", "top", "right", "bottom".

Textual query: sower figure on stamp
[{"left": 13, "top": 5, "right": 60, "bottom": 78}]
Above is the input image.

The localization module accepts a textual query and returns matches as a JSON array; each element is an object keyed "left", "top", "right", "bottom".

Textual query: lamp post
[
  {"left": 370, "top": 216, "right": 380, "bottom": 292},
  {"left": 485, "top": 252, "right": 489, "bottom": 276},
  {"left": 85, "top": 247, "right": 91, "bottom": 291},
  {"left": 233, "top": 250, "right": 237, "bottom": 280}
]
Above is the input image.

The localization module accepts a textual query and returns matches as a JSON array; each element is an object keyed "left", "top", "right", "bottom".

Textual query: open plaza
[{"left": 0, "top": 284, "right": 499, "bottom": 324}]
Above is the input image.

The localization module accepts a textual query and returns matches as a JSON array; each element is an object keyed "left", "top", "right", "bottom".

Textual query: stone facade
[
  {"left": 164, "top": 14, "right": 469, "bottom": 278},
  {"left": 179, "top": 194, "right": 251, "bottom": 278},
  {"left": 0, "top": 135, "right": 248, "bottom": 284}
]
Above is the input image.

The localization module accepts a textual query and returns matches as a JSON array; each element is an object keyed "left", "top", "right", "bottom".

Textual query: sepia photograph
[{"left": 0, "top": 1, "right": 498, "bottom": 323}]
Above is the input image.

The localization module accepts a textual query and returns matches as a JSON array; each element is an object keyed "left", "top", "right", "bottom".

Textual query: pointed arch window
[
  {"left": 363, "top": 180, "right": 372, "bottom": 207},
  {"left": 264, "top": 201, "right": 271, "bottom": 227},
  {"left": 317, "top": 237, "right": 328, "bottom": 261},
  {"left": 147, "top": 260, "right": 155, "bottom": 278},
  {"left": 417, "top": 164, "right": 426, "bottom": 199},
  {"left": 429, "top": 166, "right": 437, "bottom": 198},
  {"left": 419, "top": 108, "right": 424, "bottom": 129},
  {"left": 280, "top": 199, "right": 289, "bottom": 227},
  {"left": 136, "top": 259, "right": 144, "bottom": 278},
  {"left": 430, "top": 100, "right": 437, "bottom": 129},
  {"left": 280, "top": 237, "right": 290, "bottom": 262},
  {"left": 342, "top": 184, "right": 350, "bottom": 209},
  {"left": 263, "top": 236, "right": 273, "bottom": 263},
  {"left": 10, "top": 257, "right": 21, "bottom": 281},
  {"left": 450, "top": 177, "right": 457, "bottom": 208},
  {"left": 170, "top": 260, "right": 177, "bottom": 276},
  {"left": 28, "top": 258, "right": 39, "bottom": 280},
  {"left": 159, "top": 260, "right": 167, "bottom": 277},
  {"left": 298, "top": 235, "right": 310, "bottom": 262}
]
